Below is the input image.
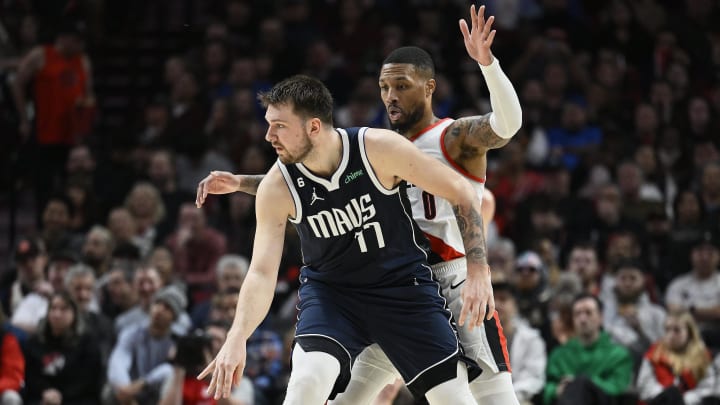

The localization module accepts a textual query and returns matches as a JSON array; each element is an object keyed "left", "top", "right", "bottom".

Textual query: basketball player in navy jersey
[
  {"left": 197, "top": 5, "right": 521, "bottom": 404},
  {"left": 197, "top": 75, "right": 492, "bottom": 404}
]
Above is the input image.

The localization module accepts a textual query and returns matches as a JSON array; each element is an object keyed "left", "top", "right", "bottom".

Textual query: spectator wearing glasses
[{"left": 511, "top": 251, "right": 551, "bottom": 343}]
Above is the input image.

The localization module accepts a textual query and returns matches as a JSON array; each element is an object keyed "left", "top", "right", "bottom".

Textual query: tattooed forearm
[
  {"left": 239, "top": 175, "right": 266, "bottom": 196},
  {"left": 452, "top": 202, "right": 488, "bottom": 266},
  {"left": 449, "top": 115, "right": 510, "bottom": 154}
]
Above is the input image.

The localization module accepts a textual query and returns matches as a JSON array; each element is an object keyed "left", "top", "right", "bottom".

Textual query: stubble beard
[
  {"left": 278, "top": 130, "right": 313, "bottom": 165},
  {"left": 389, "top": 104, "right": 425, "bottom": 136}
]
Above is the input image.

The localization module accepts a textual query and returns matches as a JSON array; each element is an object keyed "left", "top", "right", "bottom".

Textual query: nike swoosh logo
[{"left": 449, "top": 279, "right": 466, "bottom": 289}]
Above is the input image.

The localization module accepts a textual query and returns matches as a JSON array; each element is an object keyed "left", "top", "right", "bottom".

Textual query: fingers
[
  {"left": 486, "top": 30, "right": 497, "bottom": 47},
  {"left": 196, "top": 182, "right": 205, "bottom": 208},
  {"left": 205, "top": 366, "right": 218, "bottom": 397},
  {"left": 213, "top": 366, "right": 225, "bottom": 399},
  {"left": 482, "top": 16, "right": 495, "bottom": 39},
  {"left": 222, "top": 365, "right": 235, "bottom": 398},
  {"left": 486, "top": 294, "right": 496, "bottom": 321},
  {"left": 477, "top": 4, "right": 485, "bottom": 29},
  {"left": 458, "top": 18, "right": 470, "bottom": 41},
  {"left": 470, "top": 4, "right": 477, "bottom": 32},
  {"left": 458, "top": 300, "right": 468, "bottom": 326},
  {"left": 476, "top": 300, "right": 486, "bottom": 328},
  {"left": 197, "top": 359, "right": 215, "bottom": 380}
]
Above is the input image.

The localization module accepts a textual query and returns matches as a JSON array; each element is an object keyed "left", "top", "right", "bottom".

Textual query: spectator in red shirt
[{"left": 0, "top": 306, "right": 24, "bottom": 405}]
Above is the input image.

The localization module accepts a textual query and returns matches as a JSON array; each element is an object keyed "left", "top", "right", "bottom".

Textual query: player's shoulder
[
  {"left": 363, "top": 127, "right": 411, "bottom": 147},
  {"left": 257, "top": 164, "right": 294, "bottom": 215}
]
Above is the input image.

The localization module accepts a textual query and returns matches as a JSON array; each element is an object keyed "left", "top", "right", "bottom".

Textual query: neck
[
  {"left": 694, "top": 269, "right": 716, "bottom": 280},
  {"left": 54, "top": 41, "right": 71, "bottom": 57},
  {"left": 302, "top": 128, "right": 342, "bottom": 177},
  {"left": 399, "top": 111, "right": 437, "bottom": 140},
  {"left": 578, "top": 330, "right": 600, "bottom": 346},
  {"left": 148, "top": 323, "right": 169, "bottom": 338}
]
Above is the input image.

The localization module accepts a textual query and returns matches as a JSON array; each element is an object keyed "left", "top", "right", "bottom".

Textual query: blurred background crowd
[{"left": 1, "top": 0, "right": 720, "bottom": 404}]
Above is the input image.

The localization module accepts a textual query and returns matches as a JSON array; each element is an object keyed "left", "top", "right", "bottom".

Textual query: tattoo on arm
[
  {"left": 448, "top": 115, "right": 510, "bottom": 154},
  {"left": 241, "top": 175, "right": 266, "bottom": 195},
  {"left": 452, "top": 203, "right": 487, "bottom": 266}
]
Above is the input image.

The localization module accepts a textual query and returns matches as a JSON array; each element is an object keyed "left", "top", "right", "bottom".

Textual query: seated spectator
[
  {"left": 511, "top": 251, "right": 552, "bottom": 344},
  {"left": 245, "top": 321, "right": 284, "bottom": 403},
  {"left": 38, "top": 194, "right": 80, "bottom": 256},
  {"left": 104, "top": 286, "right": 186, "bottom": 405},
  {"left": 565, "top": 242, "right": 602, "bottom": 296},
  {"left": 0, "top": 307, "right": 24, "bottom": 405},
  {"left": 547, "top": 272, "right": 583, "bottom": 349},
  {"left": 604, "top": 260, "right": 666, "bottom": 364},
  {"left": 124, "top": 182, "right": 166, "bottom": 257},
  {"left": 165, "top": 203, "right": 227, "bottom": 305},
  {"left": 22, "top": 291, "right": 103, "bottom": 405},
  {"left": 0, "top": 237, "right": 46, "bottom": 316},
  {"left": 65, "top": 263, "right": 115, "bottom": 364},
  {"left": 487, "top": 237, "right": 516, "bottom": 277},
  {"left": 147, "top": 246, "right": 186, "bottom": 291},
  {"left": 115, "top": 264, "right": 190, "bottom": 336},
  {"left": 544, "top": 293, "right": 633, "bottom": 405},
  {"left": 636, "top": 311, "right": 718, "bottom": 405},
  {"left": 11, "top": 249, "right": 79, "bottom": 334},
  {"left": 81, "top": 225, "right": 115, "bottom": 276},
  {"left": 665, "top": 231, "right": 720, "bottom": 349},
  {"left": 158, "top": 320, "right": 254, "bottom": 405},
  {"left": 99, "top": 260, "right": 138, "bottom": 321},
  {"left": 191, "top": 254, "right": 248, "bottom": 328},
  {"left": 494, "top": 276, "right": 546, "bottom": 405}
]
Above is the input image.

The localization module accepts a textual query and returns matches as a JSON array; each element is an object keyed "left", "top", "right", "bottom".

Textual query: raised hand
[
  {"left": 196, "top": 171, "right": 241, "bottom": 208},
  {"left": 459, "top": 4, "right": 496, "bottom": 66}
]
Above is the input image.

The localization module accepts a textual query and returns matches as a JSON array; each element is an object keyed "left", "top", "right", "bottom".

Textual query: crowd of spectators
[{"left": 1, "top": 0, "right": 720, "bottom": 404}]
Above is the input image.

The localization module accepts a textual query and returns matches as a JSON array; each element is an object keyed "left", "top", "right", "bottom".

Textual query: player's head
[
  {"left": 379, "top": 46, "right": 436, "bottom": 133},
  {"left": 259, "top": 75, "right": 334, "bottom": 164}
]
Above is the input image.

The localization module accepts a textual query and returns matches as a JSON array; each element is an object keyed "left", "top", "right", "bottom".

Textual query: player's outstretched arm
[
  {"left": 364, "top": 129, "right": 493, "bottom": 329},
  {"left": 452, "top": 5, "right": 522, "bottom": 152},
  {"left": 198, "top": 166, "right": 290, "bottom": 399},
  {"left": 196, "top": 171, "right": 266, "bottom": 207}
]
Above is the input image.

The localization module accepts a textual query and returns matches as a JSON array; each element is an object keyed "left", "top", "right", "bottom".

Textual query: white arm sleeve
[{"left": 479, "top": 58, "right": 522, "bottom": 139}]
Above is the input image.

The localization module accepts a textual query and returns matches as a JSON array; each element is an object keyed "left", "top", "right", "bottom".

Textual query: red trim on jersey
[
  {"left": 493, "top": 311, "right": 512, "bottom": 373},
  {"left": 439, "top": 126, "right": 487, "bottom": 184},
  {"left": 409, "top": 118, "right": 452, "bottom": 142},
  {"left": 424, "top": 232, "right": 464, "bottom": 262}
]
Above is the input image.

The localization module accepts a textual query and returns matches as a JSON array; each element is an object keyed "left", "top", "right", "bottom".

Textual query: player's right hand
[
  {"left": 196, "top": 171, "right": 240, "bottom": 207},
  {"left": 198, "top": 335, "right": 246, "bottom": 400}
]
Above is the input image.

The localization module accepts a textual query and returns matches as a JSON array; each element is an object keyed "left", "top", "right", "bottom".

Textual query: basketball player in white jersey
[{"left": 196, "top": 5, "right": 522, "bottom": 404}]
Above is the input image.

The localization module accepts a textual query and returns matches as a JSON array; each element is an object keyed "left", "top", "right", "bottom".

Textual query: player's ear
[
  {"left": 308, "top": 117, "right": 322, "bottom": 136},
  {"left": 425, "top": 79, "right": 436, "bottom": 97}
]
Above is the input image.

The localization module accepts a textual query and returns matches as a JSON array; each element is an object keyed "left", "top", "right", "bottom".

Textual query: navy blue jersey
[{"left": 278, "top": 127, "right": 429, "bottom": 287}]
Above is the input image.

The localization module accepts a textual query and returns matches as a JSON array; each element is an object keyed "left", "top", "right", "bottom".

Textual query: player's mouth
[{"left": 388, "top": 106, "right": 403, "bottom": 121}]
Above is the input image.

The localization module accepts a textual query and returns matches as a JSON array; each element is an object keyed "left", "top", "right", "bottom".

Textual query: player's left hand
[
  {"left": 458, "top": 264, "right": 495, "bottom": 329},
  {"left": 459, "top": 4, "right": 496, "bottom": 66}
]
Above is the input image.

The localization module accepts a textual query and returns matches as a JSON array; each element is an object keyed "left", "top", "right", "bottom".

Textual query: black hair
[
  {"left": 382, "top": 46, "right": 435, "bottom": 79},
  {"left": 258, "top": 74, "right": 334, "bottom": 125},
  {"left": 572, "top": 292, "right": 603, "bottom": 313}
]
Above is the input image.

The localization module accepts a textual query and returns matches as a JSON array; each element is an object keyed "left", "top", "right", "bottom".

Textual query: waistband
[{"left": 431, "top": 257, "right": 466, "bottom": 276}]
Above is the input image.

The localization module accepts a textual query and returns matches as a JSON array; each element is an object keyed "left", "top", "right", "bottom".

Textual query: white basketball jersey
[{"left": 407, "top": 118, "right": 486, "bottom": 264}]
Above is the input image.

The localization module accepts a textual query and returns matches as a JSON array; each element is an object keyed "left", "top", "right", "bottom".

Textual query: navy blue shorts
[{"left": 294, "top": 265, "right": 477, "bottom": 398}]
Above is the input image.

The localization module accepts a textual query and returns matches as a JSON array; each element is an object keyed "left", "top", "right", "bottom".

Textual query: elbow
[{"left": 491, "top": 110, "right": 522, "bottom": 140}]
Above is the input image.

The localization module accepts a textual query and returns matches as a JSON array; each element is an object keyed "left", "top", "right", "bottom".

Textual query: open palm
[{"left": 459, "top": 5, "right": 496, "bottom": 66}]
